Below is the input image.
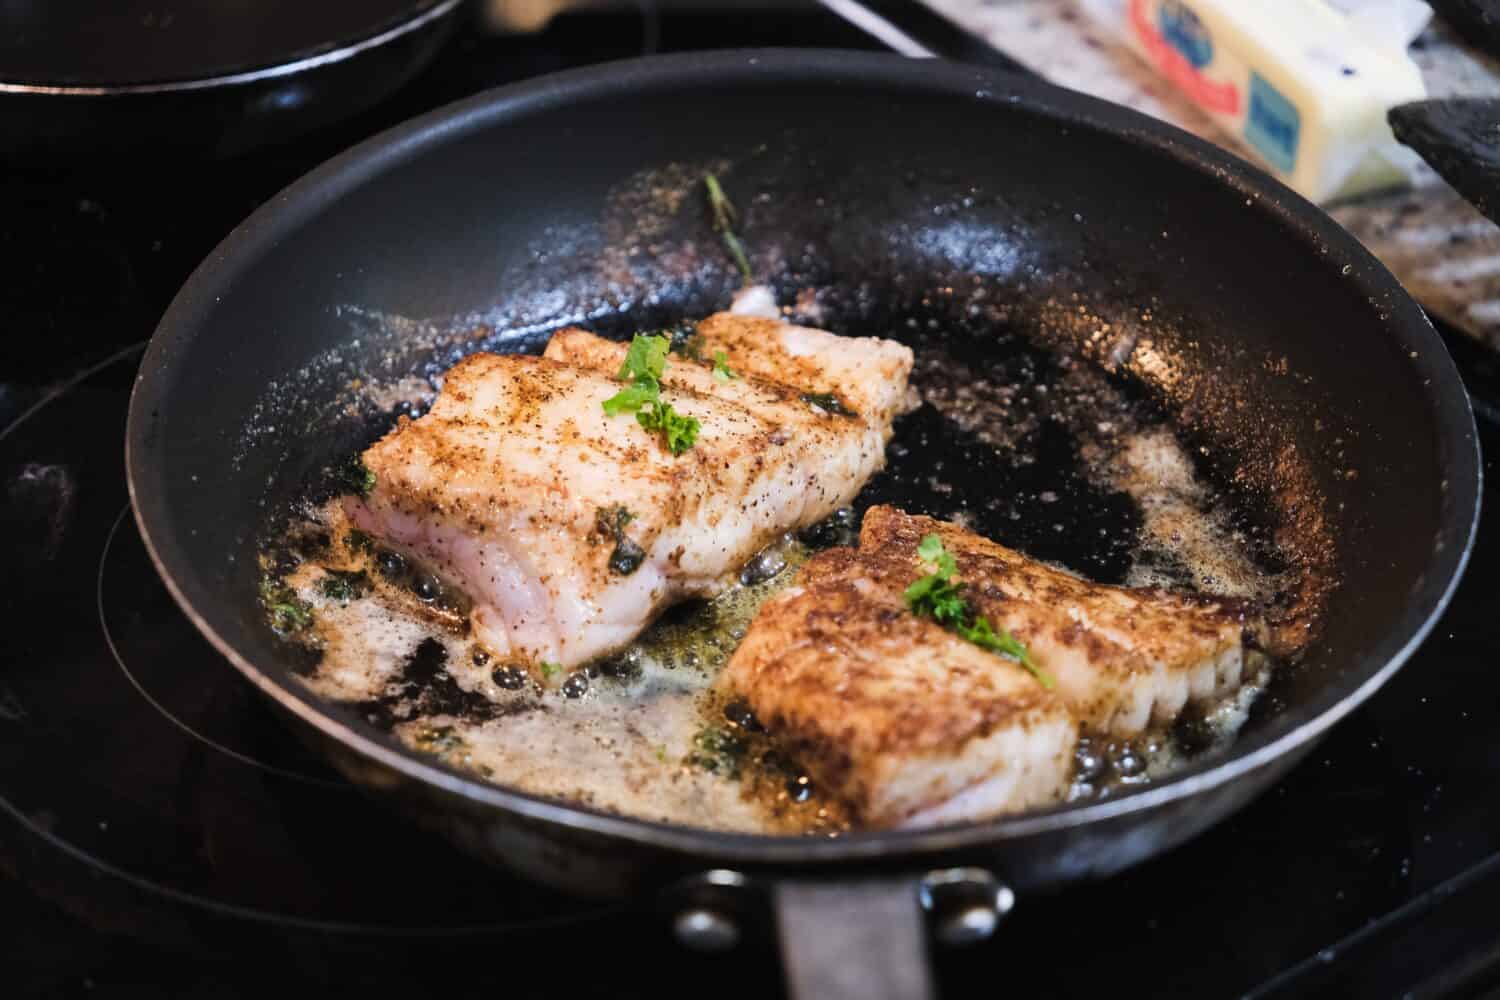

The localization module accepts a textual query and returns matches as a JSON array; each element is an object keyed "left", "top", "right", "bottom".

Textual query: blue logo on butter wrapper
[
  {"left": 1244, "top": 72, "right": 1300, "bottom": 174},
  {"left": 1158, "top": 1, "right": 1213, "bottom": 68}
]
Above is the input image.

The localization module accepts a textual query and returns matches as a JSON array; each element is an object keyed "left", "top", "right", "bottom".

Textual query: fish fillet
[
  {"left": 721, "top": 506, "right": 1262, "bottom": 825},
  {"left": 347, "top": 314, "right": 912, "bottom": 680},
  {"left": 857, "top": 507, "right": 1260, "bottom": 736},
  {"left": 718, "top": 547, "right": 1077, "bottom": 828},
  {"left": 687, "top": 311, "right": 914, "bottom": 429}
]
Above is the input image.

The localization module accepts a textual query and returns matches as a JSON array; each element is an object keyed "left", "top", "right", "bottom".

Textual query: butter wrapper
[{"left": 1082, "top": 0, "right": 1430, "bottom": 203}]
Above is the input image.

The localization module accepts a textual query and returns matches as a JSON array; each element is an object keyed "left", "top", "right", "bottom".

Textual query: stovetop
[{"left": 4, "top": 6, "right": 1500, "bottom": 998}]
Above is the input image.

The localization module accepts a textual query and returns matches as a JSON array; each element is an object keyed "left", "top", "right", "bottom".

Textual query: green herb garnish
[
  {"left": 712, "top": 350, "right": 738, "bottom": 382},
  {"left": 601, "top": 332, "right": 671, "bottom": 416},
  {"left": 596, "top": 505, "right": 646, "bottom": 575},
  {"left": 345, "top": 529, "right": 375, "bottom": 554},
  {"left": 616, "top": 332, "right": 671, "bottom": 390},
  {"left": 319, "top": 569, "right": 370, "bottom": 603},
  {"left": 339, "top": 455, "right": 376, "bottom": 497},
  {"left": 540, "top": 661, "right": 561, "bottom": 679},
  {"left": 953, "top": 614, "right": 1037, "bottom": 666},
  {"left": 903, "top": 534, "right": 964, "bottom": 620},
  {"left": 259, "top": 578, "right": 314, "bottom": 634},
  {"left": 601, "top": 332, "right": 701, "bottom": 455},
  {"left": 600, "top": 379, "right": 657, "bottom": 417},
  {"left": 704, "top": 174, "right": 753, "bottom": 284},
  {"left": 903, "top": 534, "right": 1053, "bottom": 688},
  {"left": 799, "top": 391, "right": 857, "bottom": 418},
  {"left": 637, "top": 399, "right": 700, "bottom": 454},
  {"left": 688, "top": 725, "right": 747, "bottom": 777}
]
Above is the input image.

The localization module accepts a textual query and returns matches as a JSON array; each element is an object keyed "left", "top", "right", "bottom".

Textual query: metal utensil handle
[
  {"left": 816, "top": 0, "right": 1034, "bottom": 72},
  {"left": 774, "top": 878, "right": 937, "bottom": 1000}
]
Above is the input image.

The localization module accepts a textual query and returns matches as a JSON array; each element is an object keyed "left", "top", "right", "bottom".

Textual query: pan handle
[{"left": 773, "top": 877, "right": 937, "bottom": 1000}]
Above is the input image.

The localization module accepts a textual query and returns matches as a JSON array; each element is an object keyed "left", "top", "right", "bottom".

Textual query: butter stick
[{"left": 1097, "top": 0, "right": 1429, "bottom": 202}]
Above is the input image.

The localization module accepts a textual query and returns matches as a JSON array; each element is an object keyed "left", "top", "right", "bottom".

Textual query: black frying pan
[
  {"left": 0, "top": 0, "right": 461, "bottom": 159},
  {"left": 125, "top": 51, "right": 1480, "bottom": 999}
]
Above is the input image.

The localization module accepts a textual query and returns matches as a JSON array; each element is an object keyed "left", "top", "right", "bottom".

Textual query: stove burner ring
[
  {"left": 98, "top": 505, "right": 344, "bottom": 788},
  {"left": 0, "top": 342, "right": 147, "bottom": 444}
]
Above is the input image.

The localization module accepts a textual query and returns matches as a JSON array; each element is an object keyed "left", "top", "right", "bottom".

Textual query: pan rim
[
  {"left": 127, "top": 48, "right": 1482, "bottom": 866},
  {"left": 0, "top": 0, "right": 459, "bottom": 96}
]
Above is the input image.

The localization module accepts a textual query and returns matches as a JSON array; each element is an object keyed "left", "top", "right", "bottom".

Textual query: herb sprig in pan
[
  {"left": 904, "top": 534, "right": 1053, "bottom": 688},
  {"left": 704, "top": 174, "right": 753, "bottom": 284}
]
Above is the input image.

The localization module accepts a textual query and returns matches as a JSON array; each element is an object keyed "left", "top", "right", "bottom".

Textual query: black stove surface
[{"left": 4, "top": 7, "right": 1500, "bottom": 998}]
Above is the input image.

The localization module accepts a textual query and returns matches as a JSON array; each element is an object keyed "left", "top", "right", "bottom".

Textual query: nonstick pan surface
[{"left": 126, "top": 49, "right": 1478, "bottom": 992}]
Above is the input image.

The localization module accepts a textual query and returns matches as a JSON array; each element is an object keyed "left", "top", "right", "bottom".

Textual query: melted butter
[
  {"left": 274, "top": 513, "right": 841, "bottom": 835},
  {"left": 1108, "top": 429, "right": 1284, "bottom": 603},
  {"left": 1067, "top": 654, "right": 1272, "bottom": 802},
  {"left": 271, "top": 481, "right": 1271, "bottom": 831}
]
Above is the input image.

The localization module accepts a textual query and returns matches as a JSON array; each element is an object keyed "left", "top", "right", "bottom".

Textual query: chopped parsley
[
  {"left": 339, "top": 455, "right": 376, "bottom": 497},
  {"left": 319, "top": 569, "right": 370, "bottom": 603},
  {"left": 954, "top": 614, "right": 1036, "bottom": 666},
  {"left": 600, "top": 379, "right": 658, "bottom": 417},
  {"left": 800, "top": 391, "right": 857, "bottom": 418},
  {"left": 638, "top": 399, "right": 700, "bottom": 454},
  {"left": 903, "top": 534, "right": 963, "bottom": 618},
  {"left": 609, "top": 332, "right": 670, "bottom": 395},
  {"left": 704, "top": 174, "right": 753, "bottom": 284},
  {"left": 540, "top": 661, "right": 561, "bottom": 679},
  {"left": 601, "top": 332, "right": 701, "bottom": 455},
  {"left": 596, "top": 505, "right": 645, "bottom": 575},
  {"left": 259, "top": 578, "right": 314, "bottom": 634},
  {"left": 904, "top": 534, "right": 1053, "bottom": 688},
  {"left": 712, "top": 350, "right": 738, "bottom": 382},
  {"left": 601, "top": 332, "right": 670, "bottom": 416}
]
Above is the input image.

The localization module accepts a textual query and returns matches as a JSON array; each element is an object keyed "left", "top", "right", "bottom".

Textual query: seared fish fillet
[
  {"left": 858, "top": 507, "right": 1259, "bottom": 736},
  {"left": 719, "top": 547, "right": 1077, "bottom": 828},
  {"left": 688, "top": 312, "right": 913, "bottom": 430},
  {"left": 347, "top": 316, "right": 912, "bottom": 679},
  {"left": 543, "top": 311, "right": 913, "bottom": 430}
]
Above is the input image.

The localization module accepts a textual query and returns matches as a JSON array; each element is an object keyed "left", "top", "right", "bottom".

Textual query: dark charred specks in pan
[
  {"left": 860, "top": 376, "right": 1143, "bottom": 584},
  {"left": 813, "top": 282, "right": 1311, "bottom": 612},
  {"left": 353, "top": 637, "right": 541, "bottom": 731}
]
